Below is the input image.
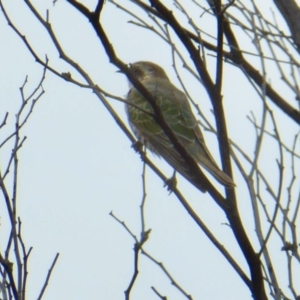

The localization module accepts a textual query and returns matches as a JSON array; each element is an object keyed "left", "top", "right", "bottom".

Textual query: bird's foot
[
  {"left": 131, "top": 141, "right": 144, "bottom": 153},
  {"left": 164, "top": 171, "right": 177, "bottom": 194}
]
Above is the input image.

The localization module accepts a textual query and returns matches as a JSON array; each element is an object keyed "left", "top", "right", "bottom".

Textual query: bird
[{"left": 125, "top": 61, "right": 235, "bottom": 192}]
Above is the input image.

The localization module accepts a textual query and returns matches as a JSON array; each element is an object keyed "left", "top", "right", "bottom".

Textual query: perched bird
[{"left": 125, "top": 61, "right": 234, "bottom": 192}]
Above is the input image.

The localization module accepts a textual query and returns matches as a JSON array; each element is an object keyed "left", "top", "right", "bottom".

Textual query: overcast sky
[{"left": 0, "top": 1, "right": 299, "bottom": 299}]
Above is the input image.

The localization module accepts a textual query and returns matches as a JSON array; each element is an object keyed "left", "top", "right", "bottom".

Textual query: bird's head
[{"left": 129, "top": 61, "right": 169, "bottom": 82}]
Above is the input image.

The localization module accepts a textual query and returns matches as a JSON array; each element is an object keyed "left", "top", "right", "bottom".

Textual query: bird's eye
[{"left": 132, "top": 67, "right": 142, "bottom": 77}]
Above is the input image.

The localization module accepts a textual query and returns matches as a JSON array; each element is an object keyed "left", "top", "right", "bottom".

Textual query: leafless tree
[
  {"left": 0, "top": 66, "right": 59, "bottom": 299},
  {"left": 0, "top": 1, "right": 299, "bottom": 300}
]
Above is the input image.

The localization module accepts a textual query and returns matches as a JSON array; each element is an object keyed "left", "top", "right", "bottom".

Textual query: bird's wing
[
  {"left": 147, "top": 80, "right": 234, "bottom": 187},
  {"left": 126, "top": 80, "right": 206, "bottom": 191},
  {"left": 170, "top": 87, "right": 219, "bottom": 164},
  {"left": 127, "top": 79, "right": 234, "bottom": 188},
  {"left": 172, "top": 86, "right": 235, "bottom": 187}
]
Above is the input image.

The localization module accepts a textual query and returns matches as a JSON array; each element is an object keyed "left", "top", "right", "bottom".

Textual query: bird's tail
[{"left": 198, "top": 157, "right": 235, "bottom": 188}]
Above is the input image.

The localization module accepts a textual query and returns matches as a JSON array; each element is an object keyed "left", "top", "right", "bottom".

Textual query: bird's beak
[{"left": 116, "top": 63, "right": 132, "bottom": 74}]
